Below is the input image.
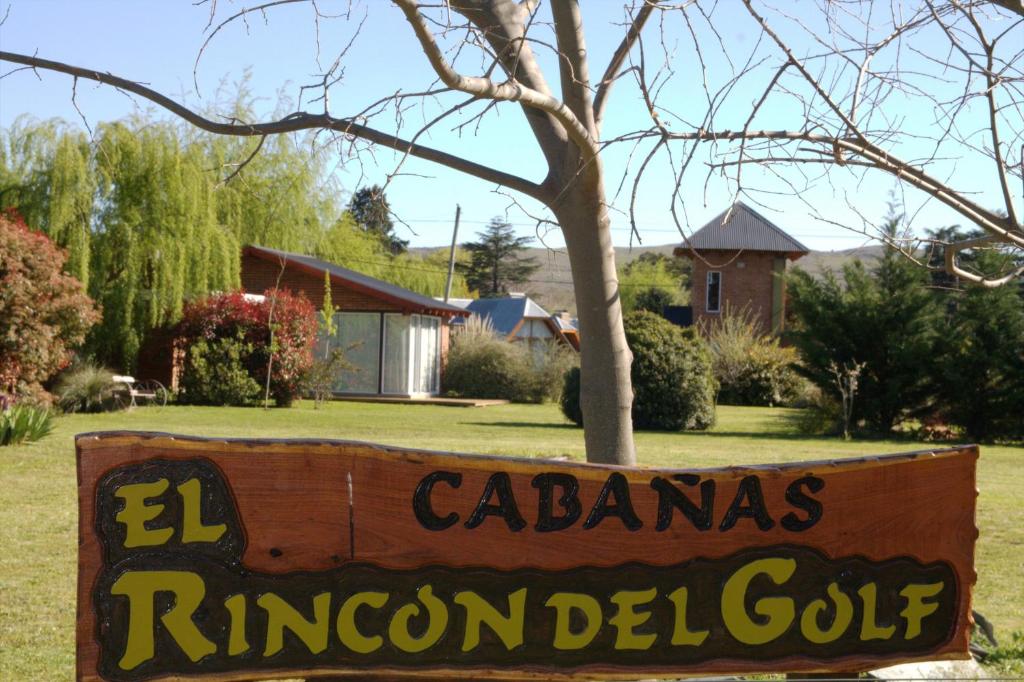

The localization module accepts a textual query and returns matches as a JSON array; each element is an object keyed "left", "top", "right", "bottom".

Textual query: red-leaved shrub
[
  {"left": 0, "top": 209, "right": 100, "bottom": 403},
  {"left": 175, "top": 290, "right": 317, "bottom": 406}
]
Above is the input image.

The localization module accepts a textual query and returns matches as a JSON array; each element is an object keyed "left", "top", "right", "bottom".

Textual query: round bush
[
  {"left": 444, "top": 334, "right": 536, "bottom": 402},
  {"left": 627, "top": 311, "right": 716, "bottom": 430},
  {"left": 561, "top": 311, "right": 716, "bottom": 431}
]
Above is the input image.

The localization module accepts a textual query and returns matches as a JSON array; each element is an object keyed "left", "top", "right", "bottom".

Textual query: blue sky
[{"left": 1, "top": 1, "right": 1013, "bottom": 252}]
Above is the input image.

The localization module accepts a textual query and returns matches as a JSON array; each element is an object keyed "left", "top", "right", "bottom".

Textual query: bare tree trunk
[{"left": 555, "top": 187, "right": 636, "bottom": 466}]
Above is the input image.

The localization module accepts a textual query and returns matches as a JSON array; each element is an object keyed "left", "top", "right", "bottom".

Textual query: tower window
[{"left": 706, "top": 271, "right": 722, "bottom": 313}]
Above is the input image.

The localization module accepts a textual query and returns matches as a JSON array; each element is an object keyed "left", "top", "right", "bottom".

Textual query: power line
[
  {"left": 397, "top": 216, "right": 879, "bottom": 238},
  {"left": 334, "top": 255, "right": 687, "bottom": 289}
]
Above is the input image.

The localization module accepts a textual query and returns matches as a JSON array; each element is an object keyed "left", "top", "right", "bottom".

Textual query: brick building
[
  {"left": 241, "top": 245, "right": 468, "bottom": 396},
  {"left": 674, "top": 202, "right": 809, "bottom": 335}
]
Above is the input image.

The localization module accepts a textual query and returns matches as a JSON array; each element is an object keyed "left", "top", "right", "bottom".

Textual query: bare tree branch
[
  {"left": 593, "top": 0, "right": 661, "bottom": 133},
  {"left": 0, "top": 50, "right": 547, "bottom": 202}
]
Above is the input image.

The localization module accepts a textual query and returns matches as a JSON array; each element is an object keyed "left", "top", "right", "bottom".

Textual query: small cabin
[
  {"left": 674, "top": 202, "right": 809, "bottom": 335},
  {"left": 241, "top": 245, "right": 469, "bottom": 397}
]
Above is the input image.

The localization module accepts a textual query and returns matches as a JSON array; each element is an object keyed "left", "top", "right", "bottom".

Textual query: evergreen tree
[
  {"left": 348, "top": 185, "right": 407, "bottom": 254},
  {"left": 461, "top": 217, "right": 540, "bottom": 297},
  {"left": 933, "top": 250, "right": 1024, "bottom": 440},
  {"left": 788, "top": 205, "right": 939, "bottom": 433}
]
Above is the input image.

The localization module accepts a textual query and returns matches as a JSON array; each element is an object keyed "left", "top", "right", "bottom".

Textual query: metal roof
[
  {"left": 681, "top": 202, "right": 810, "bottom": 254},
  {"left": 244, "top": 245, "right": 469, "bottom": 316},
  {"left": 463, "top": 295, "right": 552, "bottom": 336}
]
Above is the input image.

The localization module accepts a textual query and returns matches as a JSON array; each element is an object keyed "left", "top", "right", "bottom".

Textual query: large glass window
[
  {"left": 706, "top": 271, "right": 722, "bottom": 313},
  {"left": 383, "top": 314, "right": 411, "bottom": 394},
  {"left": 316, "top": 312, "right": 381, "bottom": 393}
]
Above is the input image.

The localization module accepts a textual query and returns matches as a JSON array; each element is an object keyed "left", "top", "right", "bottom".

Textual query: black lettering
[
  {"left": 583, "top": 473, "right": 643, "bottom": 531},
  {"left": 719, "top": 475, "right": 774, "bottom": 531},
  {"left": 465, "top": 473, "right": 527, "bottom": 531},
  {"left": 650, "top": 474, "right": 714, "bottom": 531},
  {"left": 532, "top": 473, "right": 582, "bottom": 532},
  {"left": 781, "top": 476, "right": 825, "bottom": 531},
  {"left": 412, "top": 471, "right": 462, "bottom": 531}
]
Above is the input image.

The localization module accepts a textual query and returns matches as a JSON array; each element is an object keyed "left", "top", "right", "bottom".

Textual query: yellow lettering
[
  {"left": 609, "top": 588, "right": 658, "bottom": 650},
  {"left": 178, "top": 478, "right": 227, "bottom": 544},
  {"left": 454, "top": 588, "right": 526, "bottom": 652},
  {"left": 667, "top": 586, "right": 709, "bottom": 646},
  {"left": 721, "top": 557, "right": 796, "bottom": 645},
  {"left": 545, "top": 593, "right": 602, "bottom": 650},
  {"left": 800, "top": 583, "right": 853, "bottom": 644},
  {"left": 337, "top": 592, "right": 389, "bottom": 654},
  {"left": 900, "top": 582, "right": 943, "bottom": 639},
  {"left": 109, "top": 571, "right": 216, "bottom": 670},
  {"left": 858, "top": 583, "right": 895, "bottom": 641},
  {"left": 115, "top": 480, "right": 173, "bottom": 548},
  {"left": 224, "top": 594, "right": 249, "bottom": 656},
  {"left": 388, "top": 585, "right": 449, "bottom": 653},
  {"left": 257, "top": 592, "right": 331, "bottom": 656}
]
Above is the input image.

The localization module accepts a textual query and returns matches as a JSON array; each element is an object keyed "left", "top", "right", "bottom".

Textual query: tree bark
[{"left": 554, "top": 183, "right": 636, "bottom": 466}]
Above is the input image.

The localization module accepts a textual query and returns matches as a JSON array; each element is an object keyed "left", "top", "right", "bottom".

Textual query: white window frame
[{"left": 706, "top": 271, "right": 722, "bottom": 314}]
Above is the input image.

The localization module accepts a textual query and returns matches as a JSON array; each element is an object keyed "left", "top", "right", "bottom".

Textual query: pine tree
[
  {"left": 461, "top": 217, "right": 540, "bottom": 297},
  {"left": 788, "top": 202, "right": 939, "bottom": 433}
]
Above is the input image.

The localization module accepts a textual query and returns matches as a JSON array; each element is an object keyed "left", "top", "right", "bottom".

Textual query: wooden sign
[{"left": 75, "top": 432, "right": 978, "bottom": 681}]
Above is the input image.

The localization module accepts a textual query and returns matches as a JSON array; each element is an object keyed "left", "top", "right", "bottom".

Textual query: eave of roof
[{"left": 243, "top": 245, "right": 469, "bottom": 317}]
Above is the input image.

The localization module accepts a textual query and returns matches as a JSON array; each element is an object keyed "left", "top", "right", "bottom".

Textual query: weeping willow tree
[
  {"left": 89, "top": 121, "right": 239, "bottom": 366},
  {"left": 0, "top": 118, "right": 93, "bottom": 285},
  {"left": 1, "top": 115, "right": 469, "bottom": 370}
]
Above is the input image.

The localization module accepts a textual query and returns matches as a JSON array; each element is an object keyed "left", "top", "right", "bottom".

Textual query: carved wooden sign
[{"left": 76, "top": 432, "right": 978, "bottom": 681}]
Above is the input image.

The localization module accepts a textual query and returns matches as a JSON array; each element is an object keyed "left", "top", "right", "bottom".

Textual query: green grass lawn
[{"left": 1, "top": 401, "right": 1020, "bottom": 679}]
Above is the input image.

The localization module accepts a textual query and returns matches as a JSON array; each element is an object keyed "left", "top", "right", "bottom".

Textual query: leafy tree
[
  {"left": 348, "top": 185, "right": 407, "bottom": 254},
  {"left": 788, "top": 209, "right": 940, "bottom": 432},
  {"left": 461, "top": 217, "right": 540, "bottom": 297},
  {"left": 633, "top": 287, "right": 675, "bottom": 315},
  {"left": 0, "top": 210, "right": 100, "bottom": 402},
  {"left": 618, "top": 254, "right": 687, "bottom": 313}
]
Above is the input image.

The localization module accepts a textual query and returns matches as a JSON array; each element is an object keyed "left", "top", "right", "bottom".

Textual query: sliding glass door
[
  {"left": 383, "top": 313, "right": 441, "bottom": 395},
  {"left": 317, "top": 312, "right": 441, "bottom": 396}
]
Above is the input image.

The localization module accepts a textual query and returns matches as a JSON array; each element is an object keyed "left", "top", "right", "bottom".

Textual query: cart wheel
[
  {"left": 110, "top": 384, "right": 132, "bottom": 411},
  {"left": 138, "top": 380, "right": 169, "bottom": 408}
]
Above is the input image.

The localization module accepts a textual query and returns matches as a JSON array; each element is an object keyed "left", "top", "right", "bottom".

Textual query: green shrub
[
  {"left": 705, "top": 307, "right": 805, "bottom": 407},
  {"left": 628, "top": 311, "right": 716, "bottom": 430},
  {"left": 0, "top": 402, "right": 55, "bottom": 446},
  {"left": 561, "top": 311, "right": 716, "bottom": 431},
  {"left": 560, "top": 367, "right": 584, "bottom": 425},
  {"left": 444, "top": 332, "right": 536, "bottom": 402},
  {"left": 445, "top": 317, "right": 576, "bottom": 403},
  {"left": 54, "top": 363, "right": 120, "bottom": 413},
  {"left": 179, "top": 335, "right": 262, "bottom": 406},
  {"left": 176, "top": 290, "right": 318, "bottom": 407}
]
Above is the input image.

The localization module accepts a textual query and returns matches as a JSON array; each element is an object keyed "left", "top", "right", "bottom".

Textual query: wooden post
[{"left": 443, "top": 204, "right": 461, "bottom": 302}]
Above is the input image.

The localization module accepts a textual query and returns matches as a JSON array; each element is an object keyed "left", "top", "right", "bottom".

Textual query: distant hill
[{"left": 411, "top": 243, "right": 885, "bottom": 315}]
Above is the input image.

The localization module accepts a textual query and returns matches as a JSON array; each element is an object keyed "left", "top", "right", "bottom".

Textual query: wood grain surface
[{"left": 75, "top": 432, "right": 978, "bottom": 682}]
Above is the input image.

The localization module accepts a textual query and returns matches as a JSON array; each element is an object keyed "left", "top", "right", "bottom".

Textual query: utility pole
[{"left": 443, "top": 204, "right": 461, "bottom": 303}]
